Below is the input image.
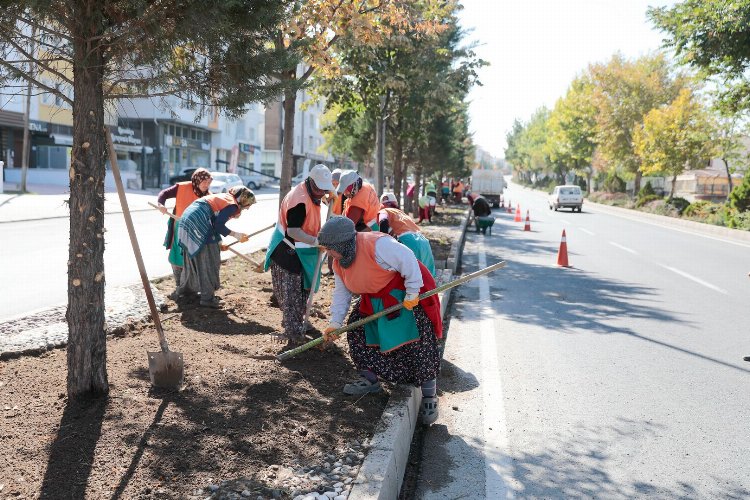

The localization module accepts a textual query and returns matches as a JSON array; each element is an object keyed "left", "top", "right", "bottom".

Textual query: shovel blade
[{"left": 147, "top": 350, "right": 184, "bottom": 388}]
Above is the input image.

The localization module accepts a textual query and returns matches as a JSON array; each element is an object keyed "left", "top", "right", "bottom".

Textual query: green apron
[
  {"left": 364, "top": 288, "right": 420, "bottom": 353},
  {"left": 398, "top": 232, "right": 435, "bottom": 276},
  {"left": 264, "top": 227, "right": 322, "bottom": 292},
  {"left": 164, "top": 219, "right": 184, "bottom": 267}
]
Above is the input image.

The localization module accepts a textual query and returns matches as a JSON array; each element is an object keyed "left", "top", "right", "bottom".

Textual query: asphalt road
[
  {"left": 416, "top": 183, "right": 750, "bottom": 498},
  {"left": 0, "top": 190, "right": 283, "bottom": 320}
]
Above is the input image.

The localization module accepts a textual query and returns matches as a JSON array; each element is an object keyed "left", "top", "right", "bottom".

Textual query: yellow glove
[
  {"left": 403, "top": 293, "right": 419, "bottom": 311},
  {"left": 323, "top": 324, "right": 341, "bottom": 343},
  {"left": 238, "top": 233, "right": 249, "bottom": 243}
]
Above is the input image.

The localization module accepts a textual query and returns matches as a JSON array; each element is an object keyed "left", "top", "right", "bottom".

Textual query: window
[
  {"left": 235, "top": 119, "right": 246, "bottom": 140},
  {"left": 248, "top": 127, "right": 255, "bottom": 141}
]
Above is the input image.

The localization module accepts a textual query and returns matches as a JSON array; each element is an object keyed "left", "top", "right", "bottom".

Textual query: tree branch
[
  {"left": 2, "top": 35, "right": 73, "bottom": 86},
  {"left": 0, "top": 59, "right": 72, "bottom": 105}
]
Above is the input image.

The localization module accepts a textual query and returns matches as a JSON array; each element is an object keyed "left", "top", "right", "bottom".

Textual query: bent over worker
[
  {"left": 337, "top": 170, "right": 380, "bottom": 231},
  {"left": 264, "top": 164, "right": 334, "bottom": 343},
  {"left": 379, "top": 192, "right": 436, "bottom": 276},
  {"left": 320, "top": 216, "right": 442, "bottom": 425},
  {"left": 178, "top": 186, "right": 255, "bottom": 308},
  {"left": 156, "top": 168, "right": 212, "bottom": 298}
]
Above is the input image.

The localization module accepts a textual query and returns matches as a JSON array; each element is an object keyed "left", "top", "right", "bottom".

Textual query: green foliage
[
  {"left": 638, "top": 181, "right": 656, "bottom": 199},
  {"left": 667, "top": 196, "right": 690, "bottom": 214},
  {"left": 602, "top": 171, "right": 626, "bottom": 193},
  {"left": 728, "top": 174, "right": 750, "bottom": 212},
  {"left": 729, "top": 210, "right": 750, "bottom": 230},
  {"left": 635, "top": 194, "right": 662, "bottom": 208}
]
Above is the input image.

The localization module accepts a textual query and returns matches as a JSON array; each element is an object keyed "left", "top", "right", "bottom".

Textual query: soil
[{"left": 0, "top": 206, "right": 465, "bottom": 499}]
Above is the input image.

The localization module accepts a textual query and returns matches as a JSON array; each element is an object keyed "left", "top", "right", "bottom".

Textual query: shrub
[
  {"left": 730, "top": 210, "right": 750, "bottom": 230},
  {"left": 638, "top": 181, "right": 656, "bottom": 199},
  {"left": 602, "top": 172, "right": 626, "bottom": 193},
  {"left": 729, "top": 175, "right": 750, "bottom": 212},
  {"left": 635, "top": 194, "right": 662, "bottom": 208},
  {"left": 683, "top": 200, "right": 717, "bottom": 218},
  {"left": 667, "top": 197, "right": 690, "bottom": 215}
]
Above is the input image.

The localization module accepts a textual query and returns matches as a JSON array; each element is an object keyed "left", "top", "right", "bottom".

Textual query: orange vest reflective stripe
[
  {"left": 279, "top": 182, "right": 321, "bottom": 237},
  {"left": 380, "top": 207, "right": 420, "bottom": 236},
  {"left": 175, "top": 182, "right": 198, "bottom": 217},
  {"left": 206, "top": 193, "right": 238, "bottom": 213},
  {"left": 345, "top": 182, "right": 380, "bottom": 227},
  {"left": 333, "top": 232, "right": 394, "bottom": 294}
]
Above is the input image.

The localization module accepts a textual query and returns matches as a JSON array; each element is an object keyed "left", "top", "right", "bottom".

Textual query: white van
[{"left": 549, "top": 185, "right": 583, "bottom": 212}]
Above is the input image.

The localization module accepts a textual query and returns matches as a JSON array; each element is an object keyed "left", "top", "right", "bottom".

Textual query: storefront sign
[
  {"left": 110, "top": 126, "right": 142, "bottom": 146},
  {"left": 239, "top": 143, "right": 260, "bottom": 154},
  {"left": 29, "top": 120, "right": 48, "bottom": 133}
]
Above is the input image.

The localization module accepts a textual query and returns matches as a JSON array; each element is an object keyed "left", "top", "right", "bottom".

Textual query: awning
[
  {"left": 0, "top": 110, "right": 24, "bottom": 129},
  {"left": 114, "top": 144, "right": 153, "bottom": 154}
]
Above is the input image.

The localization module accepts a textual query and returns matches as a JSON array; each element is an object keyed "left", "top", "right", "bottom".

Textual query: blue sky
[{"left": 458, "top": 0, "right": 678, "bottom": 158}]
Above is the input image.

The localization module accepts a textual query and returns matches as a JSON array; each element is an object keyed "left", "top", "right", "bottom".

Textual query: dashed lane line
[
  {"left": 659, "top": 264, "right": 728, "bottom": 295},
  {"left": 609, "top": 241, "right": 638, "bottom": 254}
]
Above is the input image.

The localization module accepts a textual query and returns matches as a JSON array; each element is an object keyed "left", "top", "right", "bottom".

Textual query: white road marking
[
  {"left": 578, "top": 227, "right": 595, "bottom": 236},
  {"left": 479, "top": 248, "right": 514, "bottom": 498},
  {"left": 609, "top": 241, "right": 638, "bottom": 254},
  {"left": 659, "top": 264, "right": 729, "bottom": 295},
  {"left": 559, "top": 219, "right": 571, "bottom": 225}
]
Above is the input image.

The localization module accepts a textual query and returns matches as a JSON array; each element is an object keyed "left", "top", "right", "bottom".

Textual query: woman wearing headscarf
[
  {"left": 337, "top": 170, "right": 380, "bottom": 231},
  {"left": 178, "top": 186, "right": 256, "bottom": 308},
  {"left": 263, "top": 165, "right": 334, "bottom": 343},
  {"left": 378, "top": 192, "right": 436, "bottom": 276},
  {"left": 320, "top": 216, "right": 442, "bottom": 425},
  {"left": 156, "top": 168, "right": 212, "bottom": 297}
]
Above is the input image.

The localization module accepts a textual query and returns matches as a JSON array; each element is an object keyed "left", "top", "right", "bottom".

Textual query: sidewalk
[{"left": 0, "top": 181, "right": 158, "bottom": 223}]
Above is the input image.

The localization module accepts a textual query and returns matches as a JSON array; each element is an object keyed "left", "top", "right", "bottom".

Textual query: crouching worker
[
  {"left": 178, "top": 186, "right": 255, "bottom": 308},
  {"left": 468, "top": 192, "right": 494, "bottom": 235},
  {"left": 320, "top": 216, "right": 442, "bottom": 425},
  {"left": 379, "top": 192, "right": 436, "bottom": 275}
]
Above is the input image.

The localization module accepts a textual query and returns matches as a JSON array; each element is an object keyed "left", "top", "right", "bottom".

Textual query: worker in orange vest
[
  {"left": 319, "top": 216, "right": 442, "bottom": 425},
  {"left": 156, "top": 168, "right": 212, "bottom": 299}
]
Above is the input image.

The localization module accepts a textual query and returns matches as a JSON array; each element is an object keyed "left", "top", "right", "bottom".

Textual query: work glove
[
  {"left": 220, "top": 244, "right": 229, "bottom": 252},
  {"left": 323, "top": 323, "right": 342, "bottom": 343},
  {"left": 403, "top": 293, "right": 419, "bottom": 311},
  {"left": 158, "top": 205, "right": 168, "bottom": 215},
  {"left": 238, "top": 233, "right": 249, "bottom": 243}
]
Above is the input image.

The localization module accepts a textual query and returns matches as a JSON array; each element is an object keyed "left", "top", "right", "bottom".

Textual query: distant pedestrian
[
  {"left": 379, "top": 192, "right": 435, "bottom": 275},
  {"left": 467, "top": 192, "right": 494, "bottom": 234},
  {"left": 264, "top": 165, "right": 334, "bottom": 343},
  {"left": 338, "top": 170, "right": 380, "bottom": 231},
  {"left": 178, "top": 186, "right": 255, "bottom": 308},
  {"left": 320, "top": 216, "right": 442, "bottom": 425},
  {"left": 156, "top": 168, "right": 212, "bottom": 298}
]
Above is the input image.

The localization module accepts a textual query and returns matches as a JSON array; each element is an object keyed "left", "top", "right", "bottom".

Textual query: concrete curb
[{"left": 349, "top": 208, "right": 472, "bottom": 500}]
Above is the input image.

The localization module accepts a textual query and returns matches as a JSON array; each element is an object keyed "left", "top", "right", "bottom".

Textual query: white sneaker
[
  {"left": 343, "top": 376, "right": 382, "bottom": 395},
  {"left": 420, "top": 396, "right": 439, "bottom": 425}
]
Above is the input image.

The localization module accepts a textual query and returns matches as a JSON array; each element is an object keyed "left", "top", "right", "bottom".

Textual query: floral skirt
[{"left": 346, "top": 299, "right": 441, "bottom": 386}]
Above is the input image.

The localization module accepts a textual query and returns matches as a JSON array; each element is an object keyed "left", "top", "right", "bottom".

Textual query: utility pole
[
  {"left": 20, "top": 26, "right": 36, "bottom": 193},
  {"left": 375, "top": 93, "right": 388, "bottom": 196}
]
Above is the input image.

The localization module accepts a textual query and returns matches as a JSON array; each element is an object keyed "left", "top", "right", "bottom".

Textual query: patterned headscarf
[
  {"left": 318, "top": 216, "right": 357, "bottom": 268},
  {"left": 229, "top": 185, "right": 256, "bottom": 208},
  {"left": 191, "top": 168, "right": 212, "bottom": 197}
]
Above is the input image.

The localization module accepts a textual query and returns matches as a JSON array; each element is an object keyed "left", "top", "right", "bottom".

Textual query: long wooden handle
[
  {"left": 276, "top": 260, "right": 507, "bottom": 361},
  {"left": 301, "top": 201, "right": 335, "bottom": 329},
  {"left": 108, "top": 131, "right": 169, "bottom": 353}
]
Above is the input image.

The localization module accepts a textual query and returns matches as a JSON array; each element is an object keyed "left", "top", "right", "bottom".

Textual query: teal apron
[
  {"left": 398, "top": 232, "right": 435, "bottom": 276},
  {"left": 164, "top": 219, "right": 184, "bottom": 267},
  {"left": 364, "top": 288, "right": 420, "bottom": 353},
  {"left": 264, "top": 226, "right": 322, "bottom": 292}
]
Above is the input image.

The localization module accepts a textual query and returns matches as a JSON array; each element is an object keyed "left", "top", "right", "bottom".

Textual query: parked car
[
  {"left": 210, "top": 172, "right": 243, "bottom": 193},
  {"left": 168, "top": 167, "right": 199, "bottom": 185},
  {"left": 239, "top": 170, "right": 267, "bottom": 190},
  {"left": 549, "top": 185, "right": 583, "bottom": 212}
]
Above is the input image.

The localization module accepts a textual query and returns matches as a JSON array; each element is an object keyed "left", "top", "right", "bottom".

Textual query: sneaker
[
  {"left": 199, "top": 297, "right": 221, "bottom": 309},
  {"left": 420, "top": 396, "right": 439, "bottom": 425},
  {"left": 343, "top": 376, "right": 382, "bottom": 395}
]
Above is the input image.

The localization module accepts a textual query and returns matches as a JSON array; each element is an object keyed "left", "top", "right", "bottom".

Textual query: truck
[{"left": 470, "top": 169, "right": 505, "bottom": 208}]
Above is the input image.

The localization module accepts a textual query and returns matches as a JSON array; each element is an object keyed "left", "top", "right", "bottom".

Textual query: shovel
[
  {"left": 107, "top": 132, "right": 183, "bottom": 388},
  {"left": 300, "top": 195, "right": 335, "bottom": 332},
  {"left": 276, "top": 260, "right": 507, "bottom": 361}
]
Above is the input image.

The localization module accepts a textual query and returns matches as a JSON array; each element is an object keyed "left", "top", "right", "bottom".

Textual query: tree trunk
[
  {"left": 634, "top": 169, "right": 642, "bottom": 197},
  {"left": 412, "top": 166, "right": 422, "bottom": 219},
  {"left": 669, "top": 173, "right": 677, "bottom": 201},
  {"left": 67, "top": 4, "right": 108, "bottom": 399},
  {"left": 279, "top": 74, "right": 296, "bottom": 206},
  {"left": 392, "top": 137, "right": 403, "bottom": 206},
  {"left": 723, "top": 157, "right": 733, "bottom": 201}
]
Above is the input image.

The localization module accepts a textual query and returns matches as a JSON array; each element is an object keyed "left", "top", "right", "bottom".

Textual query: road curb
[{"left": 349, "top": 208, "right": 472, "bottom": 500}]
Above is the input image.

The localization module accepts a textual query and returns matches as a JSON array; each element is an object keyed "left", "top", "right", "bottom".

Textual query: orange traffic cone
[
  {"left": 500, "top": 198, "right": 505, "bottom": 208},
  {"left": 523, "top": 210, "right": 531, "bottom": 231},
  {"left": 514, "top": 204, "right": 522, "bottom": 222},
  {"left": 557, "top": 229, "right": 570, "bottom": 267},
  {"left": 506, "top": 200, "right": 513, "bottom": 213}
]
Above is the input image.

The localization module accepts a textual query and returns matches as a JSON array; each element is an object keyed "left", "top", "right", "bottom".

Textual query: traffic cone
[
  {"left": 500, "top": 198, "right": 505, "bottom": 208},
  {"left": 506, "top": 200, "right": 513, "bottom": 213},
  {"left": 557, "top": 229, "right": 570, "bottom": 267},
  {"left": 523, "top": 210, "right": 531, "bottom": 231},
  {"left": 514, "top": 204, "right": 522, "bottom": 222}
]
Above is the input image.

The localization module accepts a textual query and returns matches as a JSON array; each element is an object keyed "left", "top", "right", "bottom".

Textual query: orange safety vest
[
  {"left": 344, "top": 182, "right": 380, "bottom": 227},
  {"left": 453, "top": 182, "right": 464, "bottom": 194},
  {"left": 379, "top": 207, "right": 420, "bottom": 237},
  {"left": 279, "top": 182, "right": 321, "bottom": 238},
  {"left": 330, "top": 192, "right": 344, "bottom": 216},
  {"left": 206, "top": 193, "right": 239, "bottom": 214},
  {"left": 333, "top": 232, "right": 394, "bottom": 294},
  {"left": 174, "top": 182, "right": 199, "bottom": 217}
]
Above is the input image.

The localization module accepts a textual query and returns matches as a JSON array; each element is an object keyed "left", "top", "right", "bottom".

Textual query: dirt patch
[{"left": 0, "top": 218, "right": 461, "bottom": 499}]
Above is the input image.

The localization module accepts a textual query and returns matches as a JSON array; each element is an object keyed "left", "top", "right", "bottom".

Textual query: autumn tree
[
  {"left": 0, "top": 1, "right": 292, "bottom": 399},
  {"left": 633, "top": 88, "right": 714, "bottom": 199},
  {"left": 589, "top": 53, "right": 684, "bottom": 194}
]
